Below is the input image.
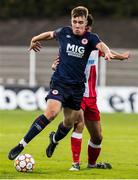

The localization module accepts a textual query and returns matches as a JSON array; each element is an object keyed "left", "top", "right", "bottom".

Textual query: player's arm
[
  {"left": 99, "top": 42, "right": 130, "bottom": 60},
  {"left": 29, "top": 31, "right": 54, "bottom": 52},
  {"left": 110, "top": 50, "right": 130, "bottom": 60},
  {"left": 96, "top": 42, "right": 114, "bottom": 61}
]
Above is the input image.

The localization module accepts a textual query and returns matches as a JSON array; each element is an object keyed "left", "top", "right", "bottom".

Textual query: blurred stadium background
[{"left": 0, "top": 0, "right": 138, "bottom": 113}]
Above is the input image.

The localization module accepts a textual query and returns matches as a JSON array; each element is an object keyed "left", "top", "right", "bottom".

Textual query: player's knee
[{"left": 44, "top": 110, "right": 58, "bottom": 121}]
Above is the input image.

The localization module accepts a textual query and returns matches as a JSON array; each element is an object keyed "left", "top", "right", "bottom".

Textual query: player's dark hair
[
  {"left": 71, "top": 6, "right": 88, "bottom": 18},
  {"left": 87, "top": 14, "right": 94, "bottom": 27}
]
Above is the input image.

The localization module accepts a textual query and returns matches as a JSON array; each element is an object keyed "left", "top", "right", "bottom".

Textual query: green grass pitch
[{"left": 0, "top": 110, "right": 138, "bottom": 179}]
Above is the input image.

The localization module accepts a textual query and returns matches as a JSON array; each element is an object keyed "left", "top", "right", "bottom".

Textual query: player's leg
[
  {"left": 83, "top": 97, "right": 102, "bottom": 166},
  {"left": 85, "top": 120, "right": 102, "bottom": 167},
  {"left": 84, "top": 97, "right": 112, "bottom": 169},
  {"left": 46, "top": 83, "right": 85, "bottom": 158},
  {"left": 46, "top": 108, "right": 80, "bottom": 157},
  {"left": 70, "top": 110, "right": 84, "bottom": 171},
  {"left": 8, "top": 99, "right": 61, "bottom": 160},
  {"left": 85, "top": 120, "right": 112, "bottom": 169}
]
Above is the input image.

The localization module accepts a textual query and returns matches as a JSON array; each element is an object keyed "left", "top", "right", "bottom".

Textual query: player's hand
[
  {"left": 120, "top": 51, "right": 130, "bottom": 60},
  {"left": 105, "top": 51, "right": 115, "bottom": 61},
  {"left": 52, "top": 56, "right": 60, "bottom": 71},
  {"left": 28, "top": 41, "right": 42, "bottom": 52}
]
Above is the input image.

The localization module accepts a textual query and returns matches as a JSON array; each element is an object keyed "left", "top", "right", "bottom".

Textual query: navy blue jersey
[{"left": 52, "top": 26, "right": 101, "bottom": 84}]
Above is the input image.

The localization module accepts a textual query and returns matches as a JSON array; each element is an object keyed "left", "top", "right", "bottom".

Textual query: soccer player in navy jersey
[
  {"left": 8, "top": 6, "right": 114, "bottom": 161},
  {"left": 51, "top": 14, "right": 130, "bottom": 171}
]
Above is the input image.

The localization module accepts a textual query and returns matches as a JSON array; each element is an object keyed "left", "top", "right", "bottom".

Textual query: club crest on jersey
[
  {"left": 52, "top": 90, "right": 58, "bottom": 95},
  {"left": 81, "top": 38, "right": 88, "bottom": 45}
]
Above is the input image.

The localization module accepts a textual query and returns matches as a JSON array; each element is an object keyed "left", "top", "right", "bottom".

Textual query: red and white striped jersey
[{"left": 83, "top": 50, "right": 101, "bottom": 98}]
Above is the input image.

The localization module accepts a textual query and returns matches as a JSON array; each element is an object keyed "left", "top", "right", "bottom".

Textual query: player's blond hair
[{"left": 71, "top": 6, "right": 88, "bottom": 18}]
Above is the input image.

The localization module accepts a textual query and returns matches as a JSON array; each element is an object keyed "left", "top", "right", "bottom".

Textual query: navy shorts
[{"left": 46, "top": 80, "right": 85, "bottom": 110}]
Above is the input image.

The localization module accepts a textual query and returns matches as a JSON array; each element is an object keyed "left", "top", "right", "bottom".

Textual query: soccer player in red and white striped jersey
[{"left": 70, "top": 48, "right": 103, "bottom": 170}]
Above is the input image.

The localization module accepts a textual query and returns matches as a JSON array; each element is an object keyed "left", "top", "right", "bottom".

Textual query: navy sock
[
  {"left": 54, "top": 122, "right": 71, "bottom": 142},
  {"left": 24, "top": 114, "right": 50, "bottom": 143}
]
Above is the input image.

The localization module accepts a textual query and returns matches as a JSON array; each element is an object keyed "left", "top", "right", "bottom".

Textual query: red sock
[
  {"left": 71, "top": 132, "right": 82, "bottom": 164},
  {"left": 88, "top": 140, "right": 101, "bottom": 165}
]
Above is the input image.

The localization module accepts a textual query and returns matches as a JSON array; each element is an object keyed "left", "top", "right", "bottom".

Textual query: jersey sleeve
[
  {"left": 90, "top": 33, "right": 101, "bottom": 49},
  {"left": 53, "top": 27, "right": 64, "bottom": 40}
]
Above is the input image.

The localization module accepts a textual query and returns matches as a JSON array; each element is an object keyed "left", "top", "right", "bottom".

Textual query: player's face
[{"left": 71, "top": 16, "right": 87, "bottom": 36}]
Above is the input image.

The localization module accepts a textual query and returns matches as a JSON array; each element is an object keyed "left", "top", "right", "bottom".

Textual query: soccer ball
[{"left": 14, "top": 154, "right": 35, "bottom": 172}]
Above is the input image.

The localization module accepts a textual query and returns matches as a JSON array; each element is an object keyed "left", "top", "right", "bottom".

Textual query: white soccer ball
[{"left": 14, "top": 154, "right": 35, "bottom": 172}]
